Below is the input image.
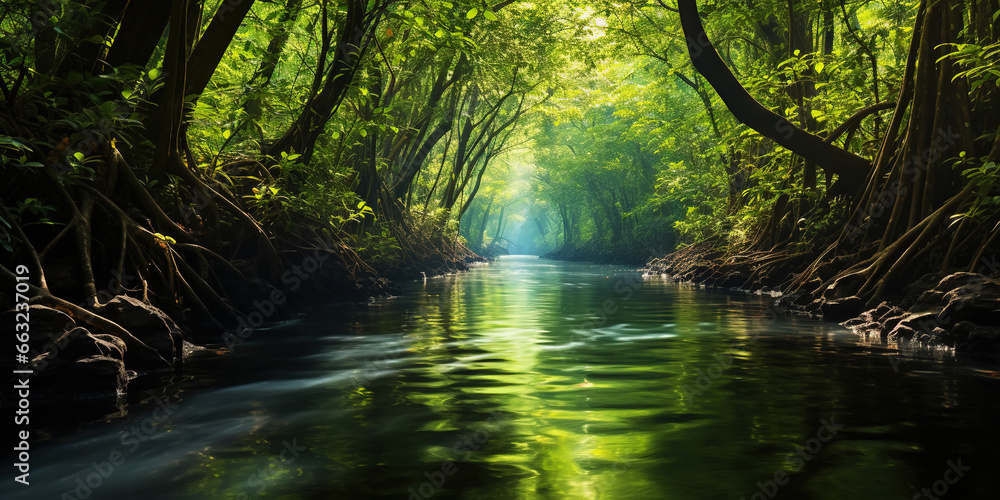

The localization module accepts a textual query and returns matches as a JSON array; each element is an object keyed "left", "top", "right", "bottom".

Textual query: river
[{"left": 7, "top": 256, "right": 1000, "bottom": 499}]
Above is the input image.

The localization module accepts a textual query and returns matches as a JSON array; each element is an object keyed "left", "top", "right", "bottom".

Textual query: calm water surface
[{"left": 8, "top": 256, "right": 1000, "bottom": 499}]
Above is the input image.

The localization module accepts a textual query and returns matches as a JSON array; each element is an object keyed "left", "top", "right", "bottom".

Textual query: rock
[
  {"left": 69, "top": 356, "right": 129, "bottom": 394},
  {"left": 888, "top": 323, "right": 917, "bottom": 341},
  {"left": 25, "top": 327, "right": 124, "bottom": 372},
  {"left": 940, "top": 281, "right": 1000, "bottom": 325},
  {"left": 896, "top": 312, "right": 945, "bottom": 336},
  {"left": 877, "top": 311, "right": 942, "bottom": 342},
  {"left": 934, "top": 272, "right": 988, "bottom": 293},
  {"left": 0, "top": 305, "right": 75, "bottom": 350},
  {"left": 92, "top": 334, "right": 126, "bottom": 359},
  {"left": 820, "top": 296, "right": 864, "bottom": 321},
  {"left": 931, "top": 327, "right": 951, "bottom": 344},
  {"left": 874, "top": 302, "right": 906, "bottom": 322},
  {"left": 952, "top": 321, "right": 1000, "bottom": 352},
  {"left": 914, "top": 290, "right": 946, "bottom": 308},
  {"left": 822, "top": 271, "right": 867, "bottom": 301},
  {"left": 96, "top": 295, "right": 183, "bottom": 368},
  {"left": 2, "top": 320, "right": 131, "bottom": 404},
  {"left": 899, "top": 272, "right": 949, "bottom": 308},
  {"left": 50, "top": 327, "right": 119, "bottom": 362}
]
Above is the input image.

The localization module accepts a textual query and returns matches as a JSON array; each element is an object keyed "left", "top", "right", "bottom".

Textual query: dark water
[{"left": 6, "top": 256, "right": 1000, "bottom": 499}]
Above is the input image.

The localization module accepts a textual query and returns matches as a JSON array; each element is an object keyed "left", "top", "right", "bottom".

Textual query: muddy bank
[{"left": 644, "top": 242, "right": 1000, "bottom": 356}]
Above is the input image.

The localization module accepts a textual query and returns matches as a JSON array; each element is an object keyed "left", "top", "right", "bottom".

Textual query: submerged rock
[
  {"left": 819, "top": 296, "right": 864, "bottom": 321},
  {"left": 841, "top": 272, "right": 1000, "bottom": 353},
  {"left": 952, "top": 321, "right": 1000, "bottom": 352}
]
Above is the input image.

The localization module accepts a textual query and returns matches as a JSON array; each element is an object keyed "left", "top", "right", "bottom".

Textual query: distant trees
[{"left": 0, "top": 0, "right": 559, "bottom": 346}]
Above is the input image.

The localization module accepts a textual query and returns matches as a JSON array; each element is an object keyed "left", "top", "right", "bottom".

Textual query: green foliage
[
  {"left": 356, "top": 225, "right": 402, "bottom": 269},
  {"left": 0, "top": 0, "right": 946, "bottom": 275},
  {"left": 956, "top": 161, "right": 1000, "bottom": 226},
  {"left": 941, "top": 40, "right": 1000, "bottom": 92}
]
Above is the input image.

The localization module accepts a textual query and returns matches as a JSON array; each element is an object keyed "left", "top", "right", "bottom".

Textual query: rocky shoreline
[
  {"left": 643, "top": 244, "right": 1000, "bottom": 357},
  {"left": 1, "top": 252, "right": 482, "bottom": 409}
]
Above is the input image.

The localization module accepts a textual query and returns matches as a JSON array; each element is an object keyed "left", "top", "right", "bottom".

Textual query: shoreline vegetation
[
  {"left": 4, "top": 0, "right": 1000, "bottom": 410},
  {"left": 632, "top": 0, "right": 1000, "bottom": 357},
  {"left": 643, "top": 241, "right": 1000, "bottom": 356}
]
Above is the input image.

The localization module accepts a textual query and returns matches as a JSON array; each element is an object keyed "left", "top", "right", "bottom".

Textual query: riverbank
[
  {"left": 644, "top": 241, "right": 1000, "bottom": 356},
  {"left": 542, "top": 240, "right": 662, "bottom": 266},
  {"left": 14, "top": 257, "right": 1000, "bottom": 500},
  {"left": 0, "top": 239, "right": 482, "bottom": 410}
]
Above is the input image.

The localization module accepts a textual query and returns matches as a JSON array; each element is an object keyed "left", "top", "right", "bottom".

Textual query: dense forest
[{"left": 2, "top": 0, "right": 999, "bottom": 402}]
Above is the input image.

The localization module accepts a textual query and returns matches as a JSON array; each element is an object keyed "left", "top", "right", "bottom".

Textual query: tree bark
[
  {"left": 185, "top": 0, "right": 257, "bottom": 101},
  {"left": 676, "top": 0, "right": 872, "bottom": 195}
]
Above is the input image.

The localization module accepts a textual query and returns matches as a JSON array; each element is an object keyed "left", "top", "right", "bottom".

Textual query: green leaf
[
  {"left": 73, "top": 152, "right": 85, "bottom": 161},
  {"left": 435, "top": 29, "right": 446, "bottom": 38},
  {"left": 148, "top": 68, "right": 161, "bottom": 80},
  {"left": 484, "top": 10, "right": 497, "bottom": 21},
  {"left": 814, "top": 62, "right": 824, "bottom": 74},
  {"left": 467, "top": 8, "right": 478, "bottom": 19}
]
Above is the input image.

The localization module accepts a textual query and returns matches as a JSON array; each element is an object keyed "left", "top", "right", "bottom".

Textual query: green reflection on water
[{"left": 161, "top": 257, "right": 995, "bottom": 500}]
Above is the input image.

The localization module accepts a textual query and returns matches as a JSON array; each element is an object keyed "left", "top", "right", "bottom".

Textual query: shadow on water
[{"left": 6, "top": 255, "right": 1000, "bottom": 499}]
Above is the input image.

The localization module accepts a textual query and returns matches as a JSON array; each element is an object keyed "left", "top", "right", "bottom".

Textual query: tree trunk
[{"left": 676, "top": 0, "right": 872, "bottom": 195}]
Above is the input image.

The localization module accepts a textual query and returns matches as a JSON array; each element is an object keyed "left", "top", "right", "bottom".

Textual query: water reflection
[{"left": 7, "top": 256, "right": 1000, "bottom": 500}]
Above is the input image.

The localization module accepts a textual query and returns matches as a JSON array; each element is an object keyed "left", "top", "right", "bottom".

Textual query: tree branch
[{"left": 677, "top": 0, "right": 872, "bottom": 194}]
